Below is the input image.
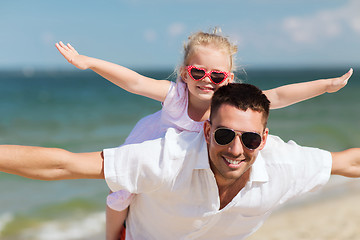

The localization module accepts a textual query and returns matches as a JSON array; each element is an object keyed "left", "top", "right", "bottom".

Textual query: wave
[
  {"left": 0, "top": 203, "right": 105, "bottom": 239},
  {"left": 20, "top": 212, "right": 105, "bottom": 240}
]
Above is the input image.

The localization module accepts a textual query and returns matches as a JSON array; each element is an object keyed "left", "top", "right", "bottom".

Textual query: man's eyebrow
[{"left": 215, "top": 125, "right": 264, "bottom": 135}]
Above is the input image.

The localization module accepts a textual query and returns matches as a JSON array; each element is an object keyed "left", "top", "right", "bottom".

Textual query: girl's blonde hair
[{"left": 182, "top": 28, "right": 238, "bottom": 72}]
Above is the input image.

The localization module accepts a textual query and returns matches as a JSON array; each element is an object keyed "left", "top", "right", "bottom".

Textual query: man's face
[{"left": 204, "top": 104, "right": 268, "bottom": 185}]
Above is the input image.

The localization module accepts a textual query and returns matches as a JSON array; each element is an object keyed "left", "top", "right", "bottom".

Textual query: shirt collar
[{"left": 249, "top": 151, "right": 269, "bottom": 183}]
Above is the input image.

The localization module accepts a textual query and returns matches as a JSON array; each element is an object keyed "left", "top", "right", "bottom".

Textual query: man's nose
[{"left": 227, "top": 135, "right": 244, "bottom": 156}]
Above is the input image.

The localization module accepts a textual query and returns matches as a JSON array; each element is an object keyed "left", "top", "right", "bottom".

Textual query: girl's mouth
[{"left": 198, "top": 86, "right": 214, "bottom": 91}]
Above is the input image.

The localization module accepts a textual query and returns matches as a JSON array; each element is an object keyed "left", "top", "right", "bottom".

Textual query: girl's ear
[
  {"left": 227, "top": 72, "right": 235, "bottom": 83},
  {"left": 180, "top": 66, "right": 188, "bottom": 83}
]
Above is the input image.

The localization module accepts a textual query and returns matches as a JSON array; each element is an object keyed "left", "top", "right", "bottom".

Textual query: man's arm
[
  {"left": 0, "top": 145, "right": 104, "bottom": 180},
  {"left": 331, "top": 148, "right": 360, "bottom": 177}
]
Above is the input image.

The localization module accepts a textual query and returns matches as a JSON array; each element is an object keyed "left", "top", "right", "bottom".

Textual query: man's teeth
[{"left": 225, "top": 158, "right": 241, "bottom": 165}]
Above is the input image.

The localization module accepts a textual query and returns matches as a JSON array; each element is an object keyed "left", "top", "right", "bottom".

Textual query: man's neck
[{"left": 216, "top": 170, "right": 251, "bottom": 210}]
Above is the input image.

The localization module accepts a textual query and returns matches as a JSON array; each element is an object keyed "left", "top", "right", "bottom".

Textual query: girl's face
[{"left": 182, "top": 45, "right": 234, "bottom": 104}]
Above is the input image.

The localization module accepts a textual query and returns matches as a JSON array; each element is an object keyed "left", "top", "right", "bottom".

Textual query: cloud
[
  {"left": 349, "top": 14, "right": 360, "bottom": 32},
  {"left": 282, "top": 0, "right": 360, "bottom": 44},
  {"left": 168, "top": 22, "right": 186, "bottom": 37},
  {"left": 144, "top": 29, "right": 157, "bottom": 42}
]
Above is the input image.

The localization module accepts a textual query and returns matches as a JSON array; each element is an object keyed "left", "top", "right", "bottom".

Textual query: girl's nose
[{"left": 203, "top": 76, "right": 212, "bottom": 83}]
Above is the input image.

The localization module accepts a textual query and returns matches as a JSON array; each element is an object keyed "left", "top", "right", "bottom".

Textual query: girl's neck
[{"left": 187, "top": 95, "right": 211, "bottom": 122}]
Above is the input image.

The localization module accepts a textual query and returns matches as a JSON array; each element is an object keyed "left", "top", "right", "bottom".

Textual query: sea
[{"left": 0, "top": 67, "right": 359, "bottom": 239}]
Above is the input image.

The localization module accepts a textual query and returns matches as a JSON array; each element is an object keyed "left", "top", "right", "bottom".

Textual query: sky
[{"left": 0, "top": 0, "right": 359, "bottom": 71}]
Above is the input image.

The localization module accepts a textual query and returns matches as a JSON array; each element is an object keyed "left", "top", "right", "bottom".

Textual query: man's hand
[{"left": 0, "top": 145, "right": 104, "bottom": 180}]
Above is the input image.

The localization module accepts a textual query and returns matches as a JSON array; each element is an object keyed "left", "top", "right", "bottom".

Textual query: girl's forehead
[
  {"left": 192, "top": 44, "right": 228, "bottom": 56},
  {"left": 188, "top": 45, "right": 231, "bottom": 70}
]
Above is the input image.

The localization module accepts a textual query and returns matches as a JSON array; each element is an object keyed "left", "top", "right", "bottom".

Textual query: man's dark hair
[{"left": 210, "top": 83, "right": 270, "bottom": 127}]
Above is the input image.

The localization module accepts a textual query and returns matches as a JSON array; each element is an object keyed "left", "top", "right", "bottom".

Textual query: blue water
[{"left": 0, "top": 68, "right": 359, "bottom": 239}]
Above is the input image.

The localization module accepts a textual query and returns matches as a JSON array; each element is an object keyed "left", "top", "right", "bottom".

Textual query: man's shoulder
[
  {"left": 164, "top": 128, "right": 202, "bottom": 142},
  {"left": 261, "top": 134, "right": 331, "bottom": 166},
  {"left": 163, "top": 128, "right": 205, "bottom": 154},
  {"left": 162, "top": 128, "right": 209, "bottom": 169}
]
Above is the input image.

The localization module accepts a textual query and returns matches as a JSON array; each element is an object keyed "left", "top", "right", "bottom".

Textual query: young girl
[{"left": 56, "top": 29, "right": 353, "bottom": 240}]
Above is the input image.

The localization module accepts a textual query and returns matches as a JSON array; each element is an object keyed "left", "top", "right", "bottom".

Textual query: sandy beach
[{"left": 248, "top": 179, "right": 360, "bottom": 240}]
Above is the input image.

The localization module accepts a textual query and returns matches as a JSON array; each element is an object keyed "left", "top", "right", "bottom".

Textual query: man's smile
[{"left": 223, "top": 156, "right": 246, "bottom": 167}]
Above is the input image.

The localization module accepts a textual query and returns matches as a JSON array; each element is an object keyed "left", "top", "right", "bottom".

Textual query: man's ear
[
  {"left": 259, "top": 128, "right": 269, "bottom": 150},
  {"left": 203, "top": 120, "right": 211, "bottom": 144}
]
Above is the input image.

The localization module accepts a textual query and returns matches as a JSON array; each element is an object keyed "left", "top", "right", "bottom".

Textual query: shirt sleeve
[
  {"left": 103, "top": 128, "right": 197, "bottom": 194},
  {"left": 103, "top": 138, "right": 166, "bottom": 194}
]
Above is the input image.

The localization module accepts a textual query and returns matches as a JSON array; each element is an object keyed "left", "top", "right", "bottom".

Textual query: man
[{"left": 1, "top": 83, "right": 359, "bottom": 239}]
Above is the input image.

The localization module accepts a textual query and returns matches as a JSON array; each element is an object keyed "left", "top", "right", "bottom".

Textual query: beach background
[
  {"left": 0, "top": 67, "right": 359, "bottom": 239},
  {"left": 1, "top": 0, "right": 360, "bottom": 239}
]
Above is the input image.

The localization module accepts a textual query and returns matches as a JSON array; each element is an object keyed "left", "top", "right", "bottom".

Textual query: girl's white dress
[{"left": 107, "top": 80, "right": 203, "bottom": 210}]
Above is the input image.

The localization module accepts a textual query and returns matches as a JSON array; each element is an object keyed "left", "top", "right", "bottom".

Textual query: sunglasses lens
[
  {"left": 214, "top": 128, "right": 236, "bottom": 145},
  {"left": 190, "top": 68, "right": 206, "bottom": 80},
  {"left": 214, "top": 128, "right": 262, "bottom": 149},
  {"left": 210, "top": 72, "right": 226, "bottom": 84},
  {"left": 241, "top": 132, "right": 262, "bottom": 150}
]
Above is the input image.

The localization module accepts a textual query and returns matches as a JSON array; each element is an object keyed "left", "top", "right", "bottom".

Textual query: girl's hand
[
  {"left": 55, "top": 41, "right": 90, "bottom": 70},
  {"left": 326, "top": 68, "right": 353, "bottom": 93}
]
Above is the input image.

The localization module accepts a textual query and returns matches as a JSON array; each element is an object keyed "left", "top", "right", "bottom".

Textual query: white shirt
[{"left": 104, "top": 128, "right": 332, "bottom": 240}]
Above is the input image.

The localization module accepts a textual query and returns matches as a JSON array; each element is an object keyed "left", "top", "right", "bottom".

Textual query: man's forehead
[{"left": 213, "top": 104, "right": 265, "bottom": 132}]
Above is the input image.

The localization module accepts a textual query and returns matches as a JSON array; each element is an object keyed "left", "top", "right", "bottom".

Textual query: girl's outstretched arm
[
  {"left": 331, "top": 148, "right": 360, "bottom": 177},
  {"left": 263, "top": 68, "right": 353, "bottom": 109},
  {"left": 55, "top": 42, "right": 171, "bottom": 102}
]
